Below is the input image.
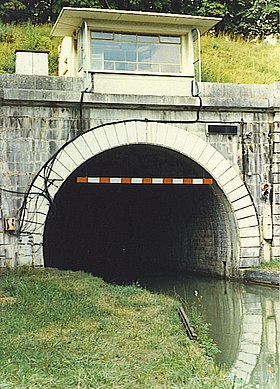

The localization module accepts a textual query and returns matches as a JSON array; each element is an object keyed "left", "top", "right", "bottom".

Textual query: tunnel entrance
[{"left": 44, "top": 145, "right": 236, "bottom": 282}]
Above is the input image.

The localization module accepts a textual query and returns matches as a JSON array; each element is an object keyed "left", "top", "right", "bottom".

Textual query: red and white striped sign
[{"left": 76, "top": 177, "right": 213, "bottom": 185}]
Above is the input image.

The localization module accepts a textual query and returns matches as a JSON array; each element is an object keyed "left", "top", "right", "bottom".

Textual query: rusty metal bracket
[{"left": 178, "top": 306, "right": 197, "bottom": 340}]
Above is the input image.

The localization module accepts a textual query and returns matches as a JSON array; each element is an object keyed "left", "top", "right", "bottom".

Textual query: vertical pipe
[
  {"left": 240, "top": 118, "right": 247, "bottom": 181},
  {"left": 192, "top": 28, "right": 201, "bottom": 82},
  {"left": 83, "top": 21, "right": 89, "bottom": 91}
]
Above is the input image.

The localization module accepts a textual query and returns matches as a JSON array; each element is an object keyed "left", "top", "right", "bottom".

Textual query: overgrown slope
[
  {"left": 201, "top": 33, "right": 280, "bottom": 84},
  {"left": 0, "top": 22, "right": 279, "bottom": 83},
  {"left": 0, "top": 22, "right": 60, "bottom": 75}
]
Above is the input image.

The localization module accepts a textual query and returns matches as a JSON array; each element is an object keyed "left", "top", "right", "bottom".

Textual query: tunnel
[{"left": 43, "top": 144, "right": 237, "bottom": 283}]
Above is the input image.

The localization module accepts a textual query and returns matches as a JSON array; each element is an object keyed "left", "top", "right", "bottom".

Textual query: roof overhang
[{"left": 51, "top": 7, "right": 221, "bottom": 37}]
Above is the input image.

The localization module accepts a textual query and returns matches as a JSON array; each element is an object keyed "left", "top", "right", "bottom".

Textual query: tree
[
  {"left": 232, "top": 0, "right": 280, "bottom": 37},
  {"left": 194, "top": 0, "right": 280, "bottom": 37},
  {"left": 0, "top": 0, "right": 279, "bottom": 37},
  {"left": 0, "top": 1, "right": 28, "bottom": 22}
]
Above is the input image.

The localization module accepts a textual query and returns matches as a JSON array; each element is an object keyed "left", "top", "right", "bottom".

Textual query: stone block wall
[{"left": 0, "top": 74, "right": 279, "bottom": 272}]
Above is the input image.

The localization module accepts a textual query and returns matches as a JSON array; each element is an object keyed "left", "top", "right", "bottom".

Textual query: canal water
[{"left": 140, "top": 275, "right": 279, "bottom": 388}]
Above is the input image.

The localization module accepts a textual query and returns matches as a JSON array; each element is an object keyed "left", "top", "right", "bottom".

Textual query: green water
[{"left": 141, "top": 275, "right": 279, "bottom": 387}]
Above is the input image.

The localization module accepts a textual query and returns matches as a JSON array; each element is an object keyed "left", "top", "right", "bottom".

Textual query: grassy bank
[
  {"left": 256, "top": 259, "right": 280, "bottom": 271},
  {"left": 201, "top": 33, "right": 280, "bottom": 84},
  {"left": 0, "top": 22, "right": 279, "bottom": 84},
  {"left": 0, "top": 269, "right": 234, "bottom": 388}
]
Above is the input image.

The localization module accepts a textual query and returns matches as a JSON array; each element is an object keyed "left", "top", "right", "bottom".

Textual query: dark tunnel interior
[{"left": 44, "top": 145, "right": 234, "bottom": 283}]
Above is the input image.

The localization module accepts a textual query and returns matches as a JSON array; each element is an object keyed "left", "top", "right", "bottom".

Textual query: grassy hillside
[
  {"left": 0, "top": 22, "right": 279, "bottom": 83},
  {"left": 201, "top": 33, "right": 280, "bottom": 84},
  {"left": 0, "top": 22, "right": 60, "bottom": 75},
  {"left": 0, "top": 269, "right": 234, "bottom": 388}
]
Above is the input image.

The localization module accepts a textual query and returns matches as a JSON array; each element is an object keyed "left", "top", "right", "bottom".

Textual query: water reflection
[{"left": 140, "top": 275, "right": 279, "bottom": 387}]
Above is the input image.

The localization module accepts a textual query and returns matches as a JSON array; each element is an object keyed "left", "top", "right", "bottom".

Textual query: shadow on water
[{"left": 137, "top": 274, "right": 279, "bottom": 388}]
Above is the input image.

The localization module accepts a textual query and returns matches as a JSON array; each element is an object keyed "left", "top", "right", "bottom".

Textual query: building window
[{"left": 91, "top": 32, "right": 181, "bottom": 73}]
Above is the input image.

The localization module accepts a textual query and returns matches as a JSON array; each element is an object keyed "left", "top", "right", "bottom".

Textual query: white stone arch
[{"left": 20, "top": 121, "right": 261, "bottom": 268}]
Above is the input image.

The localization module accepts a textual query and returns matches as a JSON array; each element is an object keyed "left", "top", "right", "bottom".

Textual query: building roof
[{"left": 51, "top": 7, "right": 221, "bottom": 37}]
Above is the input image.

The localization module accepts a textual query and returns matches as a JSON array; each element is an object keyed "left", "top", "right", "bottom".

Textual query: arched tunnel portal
[{"left": 44, "top": 144, "right": 237, "bottom": 282}]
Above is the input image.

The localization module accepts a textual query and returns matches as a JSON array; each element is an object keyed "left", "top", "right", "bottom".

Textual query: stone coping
[
  {"left": 0, "top": 74, "right": 279, "bottom": 110},
  {"left": 242, "top": 269, "right": 280, "bottom": 288}
]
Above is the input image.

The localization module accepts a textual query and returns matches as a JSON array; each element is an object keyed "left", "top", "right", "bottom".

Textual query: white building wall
[
  {"left": 58, "top": 37, "right": 76, "bottom": 77},
  {"left": 91, "top": 73, "right": 194, "bottom": 96}
]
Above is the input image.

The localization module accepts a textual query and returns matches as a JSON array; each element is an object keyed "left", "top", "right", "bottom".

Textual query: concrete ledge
[
  {"left": 1, "top": 88, "right": 202, "bottom": 110},
  {"left": 0, "top": 74, "right": 83, "bottom": 90},
  {"left": 0, "top": 74, "right": 279, "bottom": 111},
  {"left": 242, "top": 269, "right": 280, "bottom": 288}
]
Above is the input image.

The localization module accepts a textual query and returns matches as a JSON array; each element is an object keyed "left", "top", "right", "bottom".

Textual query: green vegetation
[
  {"left": 0, "top": 21, "right": 279, "bottom": 84},
  {"left": 257, "top": 259, "right": 280, "bottom": 271},
  {"left": 1, "top": 0, "right": 279, "bottom": 38},
  {"left": 0, "top": 268, "right": 234, "bottom": 388},
  {"left": 201, "top": 33, "right": 280, "bottom": 84},
  {"left": 187, "top": 294, "right": 221, "bottom": 360},
  {"left": 0, "top": 22, "right": 60, "bottom": 75}
]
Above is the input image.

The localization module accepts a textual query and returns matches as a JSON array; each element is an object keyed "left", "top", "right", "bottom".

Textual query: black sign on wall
[{"left": 208, "top": 124, "right": 238, "bottom": 135}]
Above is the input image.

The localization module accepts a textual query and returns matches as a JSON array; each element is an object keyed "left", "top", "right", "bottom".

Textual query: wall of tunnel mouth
[{"left": 43, "top": 144, "right": 237, "bottom": 283}]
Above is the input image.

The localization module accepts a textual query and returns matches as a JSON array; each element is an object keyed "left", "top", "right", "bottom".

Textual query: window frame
[{"left": 90, "top": 31, "right": 182, "bottom": 75}]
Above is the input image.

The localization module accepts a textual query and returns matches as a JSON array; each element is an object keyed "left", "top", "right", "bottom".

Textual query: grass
[
  {"left": 201, "top": 33, "right": 280, "bottom": 84},
  {"left": 257, "top": 259, "right": 280, "bottom": 271},
  {"left": 0, "top": 268, "right": 236, "bottom": 388},
  {"left": 0, "top": 22, "right": 279, "bottom": 84},
  {"left": 0, "top": 22, "right": 61, "bottom": 75}
]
